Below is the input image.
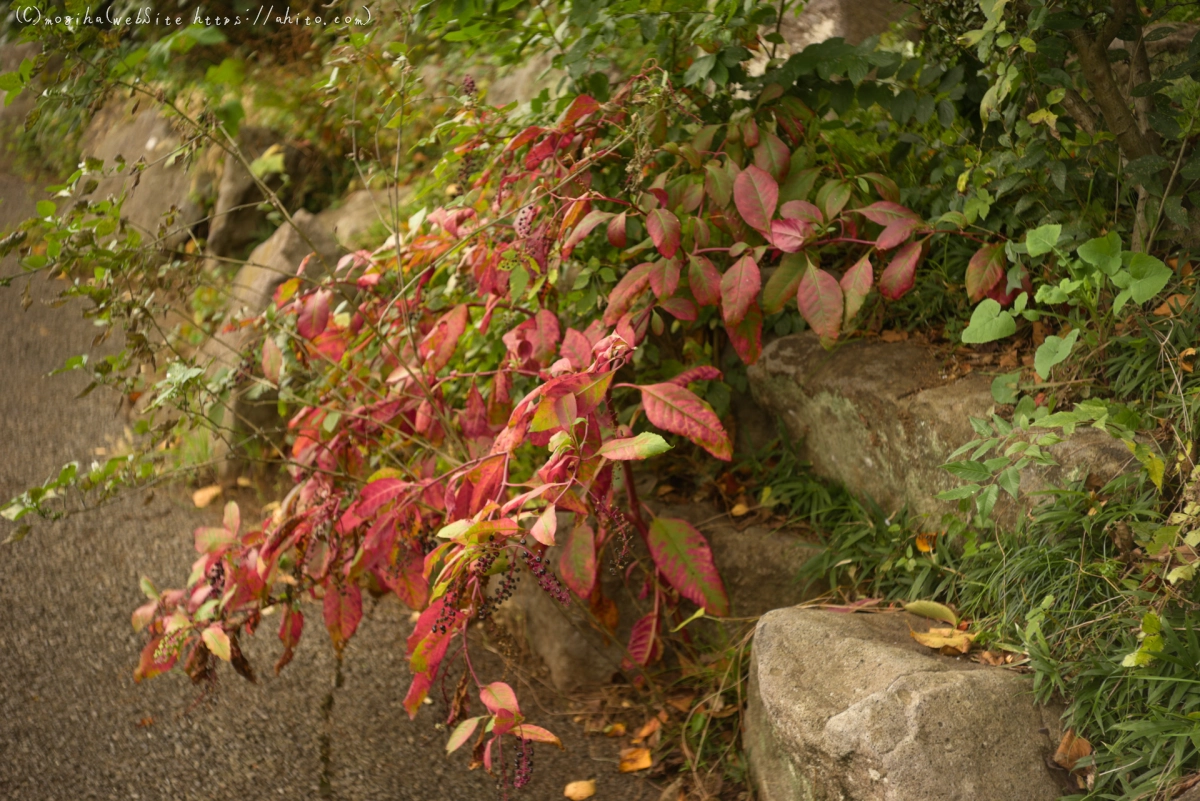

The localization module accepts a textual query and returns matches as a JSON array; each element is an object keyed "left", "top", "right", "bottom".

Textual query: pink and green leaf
[
  {"left": 733, "top": 165, "right": 778, "bottom": 232},
  {"left": 720, "top": 255, "right": 761, "bottom": 326},
  {"left": 796, "top": 263, "right": 844, "bottom": 342},
  {"left": 636, "top": 382, "right": 732, "bottom": 461},
  {"left": 966, "top": 242, "right": 1006, "bottom": 302},
  {"left": 646, "top": 209, "right": 681, "bottom": 259},
  {"left": 560, "top": 522, "right": 597, "bottom": 598},
  {"left": 840, "top": 254, "right": 874, "bottom": 328},
  {"left": 647, "top": 517, "right": 730, "bottom": 616},
  {"left": 878, "top": 242, "right": 923, "bottom": 300},
  {"left": 688, "top": 254, "right": 722, "bottom": 307},
  {"left": 598, "top": 432, "right": 672, "bottom": 461}
]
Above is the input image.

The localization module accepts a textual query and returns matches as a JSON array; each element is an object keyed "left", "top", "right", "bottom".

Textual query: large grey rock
[
  {"left": 205, "top": 126, "right": 289, "bottom": 260},
  {"left": 746, "top": 607, "right": 1069, "bottom": 801},
  {"left": 78, "top": 102, "right": 214, "bottom": 245},
  {"left": 780, "top": 0, "right": 912, "bottom": 51},
  {"left": 499, "top": 503, "right": 818, "bottom": 692},
  {"left": 748, "top": 334, "right": 1139, "bottom": 526},
  {"left": 315, "top": 188, "right": 407, "bottom": 250}
]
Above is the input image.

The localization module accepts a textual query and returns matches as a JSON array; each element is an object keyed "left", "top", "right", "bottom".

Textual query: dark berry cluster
[
  {"left": 207, "top": 560, "right": 226, "bottom": 595},
  {"left": 434, "top": 584, "right": 463, "bottom": 634},
  {"left": 458, "top": 150, "right": 477, "bottom": 187},
  {"left": 477, "top": 553, "right": 520, "bottom": 621},
  {"left": 462, "top": 75, "right": 476, "bottom": 97},
  {"left": 513, "top": 736, "right": 533, "bottom": 789},
  {"left": 599, "top": 503, "right": 634, "bottom": 574},
  {"left": 523, "top": 549, "right": 569, "bottom": 605}
]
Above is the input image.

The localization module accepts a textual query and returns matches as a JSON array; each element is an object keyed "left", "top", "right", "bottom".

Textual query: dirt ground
[{"left": 0, "top": 160, "right": 656, "bottom": 800}]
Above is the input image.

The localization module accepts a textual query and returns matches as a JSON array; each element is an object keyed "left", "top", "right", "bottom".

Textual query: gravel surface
[{"left": 0, "top": 164, "right": 654, "bottom": 800}]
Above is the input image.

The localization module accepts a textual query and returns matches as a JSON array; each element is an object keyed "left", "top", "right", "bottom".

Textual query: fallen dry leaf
[
  {"left": 1181, "top": 347, "right": 1196, "bottom": 374},
  {"left": 631, "top": 716, "right": 661, "bottom": 745},
  {"left": 880, "top": 329, "right": 909, "bottom": 342},
  {"left": 236, "top": 476, "right": 253, "bottom": 487},
  {"left": 1054, "top": 729, "right": 1094, "bottom": 789},
  {"left": 976, "top": 650, "right": 1008, "bottom": 666},
  {"left": 1153, "top": 293, "right": 1192, "bottom": 317},
  {"left": 1032, "top": 320, "right": 1047, "bottom": 347},
  {"left": 603, "top": 722, "right": 626, "bottom": 737},
  {"left": 666, "top": 694, "right": 695, "bottom": 713},
  {"left": 910, "top": 626, "right": 976, "bottom": 655},
  {"left": 618, "top": 747, "right": 652, "bottom": 773},
  {"left": 563, "top": 779, "right": 596, "bottom": 800},
  {"left": 192, "top": 485, "right": 222, "bottom": 508},
  {"left": 730, "top": 503, "right": 750, "bottom": 517}
]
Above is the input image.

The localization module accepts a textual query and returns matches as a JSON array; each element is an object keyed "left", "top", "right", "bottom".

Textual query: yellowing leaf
[
  {"left": 564, "top": 779, "right": 597, "bottom": 800},
  {"left": 910, "top": 626, "right": 975, "bottom": 655},
  {"left": 192, "top": 485, "right": 222, "bottom": 508},
  {"left": 618, "top": 747, "right": 652, "bottom": 773},
  {"left": 904, "top": 600, "right": 958, "bottom": 626}
]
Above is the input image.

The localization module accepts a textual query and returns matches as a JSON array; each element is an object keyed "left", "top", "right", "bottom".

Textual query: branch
[{"left": 1060, "top": 89, "right": 1099, "bottom": 136}]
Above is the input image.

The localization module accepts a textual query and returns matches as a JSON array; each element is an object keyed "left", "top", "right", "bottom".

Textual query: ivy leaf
[
  {"left": 878, "top": 242, "right": 922, "bottom": 300},
  {"left": 762, "top": 252, "right": 807, "bottom": 314},
  {"left": 1126, "top": 252, "right": 1172, "bottom": 304},
  {"left": 840, "top": 254, "right": 873, "bottom": 328},
  {"left": 688, "top": 254, "right": 722, "bottom": 307},
  {"left": 733, "top": 165, "right": 778, "bottom": 232},
  {"left": 323, "top": 582, "right": 363, "bottom": 653},
  {"left": 636, "top": 382, "right": 732, "bottom": 460},
  {"left": 1077, "top": 231, "right": 1122, "bottom": 275},
  {"left": 966, "top": 242, "right": 1006, "bottom": 302},
  {"left": 720, "top": 255, "right": 762, "bottom": 326},
  {"left": 1025, "top": 224, "right": 1061, "bottom": 257},
  {"left": 647, "top": 209, "right": 681, "bottom": 259},
  {"left": 646, "top": 517, "right": 730, "bottom": 616},
  {"left": 961, "top": 299, "right": 1016, "bottom": 344},
  {"left": 598, "top": 432, "right": 672, "bottom": 460},
  {"left": 1034, "top": 329, "right": 1080, "bottom": 379},
  {"left": 796, "top": 263, "right": 844, "bottom": 341}
]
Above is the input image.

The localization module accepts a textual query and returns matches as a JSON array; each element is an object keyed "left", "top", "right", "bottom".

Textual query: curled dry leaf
[
  {"left": 618, "top": 746, "right": 653, "bottom": 773},
  {"left": 1054, "top": 729, "right": 1095, "bottom": 790},
  {"left": 910, "top": 626, "right": 975, "bottom": 655},
  {"left": 631, "top": 716, "right": 661, "bottom": 744},
  {"left": 192, "top": 485, "right": 222, "bottom": 509},
  {"left": 564, "top": 779, "right": 597, "bottom": 800},
  {"left": 603, "top": 722, "right": 626, "bottom": 737}
]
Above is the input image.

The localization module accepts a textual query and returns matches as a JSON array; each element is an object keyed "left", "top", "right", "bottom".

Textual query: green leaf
[
  {"left": 36, "top": 200, "right": 56, "bottom": 218},
  {"left": 991, "top": 371, "right": 1022, "bottom": 404},
  {"left": 202, "top": 626, "right": 231, "bottom": 661},
  {"left": 976, "top": 484, "right": 1000, "bottom": 521},
  {"left": 598, "top": 432, "right": 671, "bottom": 460},
  {"left": 942, "top": 460, "right": 992, "bottom": 482},
  {"left": 684, "top": 54, "right": 717, "bottom": 86},
  {"left": 1025, "top": 224, "right": 1061, "bottom": 257},
  {"left": 904, "top": 600, "right": 957, "bottom": 626},
  {"left": 1077, "top": 231, "right": 1122, "bottom": 275},
  {"left": 937, "top": 484, "right": 981, "bottom": 500},
  {"left": 997, "top": 466, "right": 1021, "bottom": 498},
  {"left": 1033, "top": 329, "right": 1080, "bottom": 379},
  {"left": 961, "top": 299, "right": 1016, "bottom": 344},
  {"left": 1125, "top": 252, "right": 1172, "bottom": 304}
]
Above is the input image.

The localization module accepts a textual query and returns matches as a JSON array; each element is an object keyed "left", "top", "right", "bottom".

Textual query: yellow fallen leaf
[
  {"left": 910, "top": 626, "right": 975, "bottom": 655},
  {"left": 730, "top": 502, "right": 750, "bottom": 517},
  {"left": 563, "top": 779, "right": 596, "bottom": 800},
  {"left": 192, "top": 485, "right": 222, "bottom": 508},
  {"left": 618, "top": 747, "right": 652, "bottom": 773},
  {"left": 904, "top": 600, "right": 957, "bottom": 626},
  {"left": 631, "top": 716, "right": 661, "bottom": 744},
  {"left": 236, "top": 476, "right": 253, "bottom": 487},
  {"left": 1054, "top": 729, "right": 1095, "bottom": 789},
  {"left": 603, "top": 722, "right": 626, "bottom": 737}
]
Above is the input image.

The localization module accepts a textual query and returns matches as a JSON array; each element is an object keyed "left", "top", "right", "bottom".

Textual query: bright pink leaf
[
  {"left": 297, "top": 290, "right": 331, "bottom": 340},
  {"left": 769, "top": 218, "right": 812, "bottom": 253},
  {"left": 647, "top": 257, "right": 681, "bottom": 299},
  {"left": 733, "top": 165, "right": 778, "bottom": 232},
  {"left": 875, "top": 217, "right": 921, "bottom": 250},
  {"left": 796, "top": 264, "right": 844, "bottom": 342},
  {"left": 323, "top": 582, "right": 362, "bottom": 653},
  {"left": 647, "top": 209, "right": 681, "bottom": 259},
  {"left": 688, "top": 255, "right": 722, "bottom": 307},
  {"left": 840, "top": 254, "right": 874, "bottom": 327},
  {"left": 637, "top": 382, "right": 732, "bottom": 460},
  {"left": 626, "top": 612, "right": 659, "bottom": 667},
  {"left": 753, "top": 133, "right": 791, "bottom": 182},
  {"left": 721, "top": 255, "right": 761, "bottom": 326},
  {"left": 603, "top": 262, "right": 654, "bottom": 325},
  {"left": 647, "top": 517, "right": 730, "bottom": 616},
  {"left": 480, "top": 682, "right": 521, "bottom": 717},
  {"left": 560, "top": 522, "right": 597, "bottom": 598},
  {"left": 878, "top": 242, "right": 923, "bottom": 300},
  {"left": 966, "top": 242, "right": 1006, "bottom": 302},
  {"left": 506, "top": 125, "right": 544, "bottom": 151},
  {"left": 853, "top": 201, "right": 919, "bottom": 226},
  {"left": 607, "top": 212, "right": 628, "bottom": 247}
]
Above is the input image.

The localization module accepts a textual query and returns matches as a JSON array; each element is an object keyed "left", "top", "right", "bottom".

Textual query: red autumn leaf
[
  {"left": 879, "top": 242, "right": 923, "bottom": 300},
  {"left": 636, "top": 382, "right": 732, "bottom": 460},
  {"left": 796, "top": 263, "right": 844, "bottom": 341},
  {"left": 510, "top": 725, "right": 562, "bottom": 747},
  {"left": 687, "top": 254, "right": 722, "bottom": 307},
  {"left": 481, "top": 681, "right": 521, "bottom": 717},
  {"left": 733, "top": 165, "right": 778, "bottom": 232},
  {"left": 721, "top": 255, "right": 762, "bottom": 326},
  {"left": 506, "top": 125, "right": 544, "bottom": 151},
  {"left": 853, "top": 201, "right": 919, "bottom": 226},
  {"left": 604, "top": 262, "right": 655, "bottom": 325},
  {"left": 323, "top": 582, "right": 362, "bottom": 653},
  {"left": 742, "top": 119, "right": 760, "bottom": 148},
  {"left": 133, "top": 636, "right": 178, "bottom": 682},
  {"left": 530, "top": 504, "right": 557, "bottom": 547},
  {"left": 607, "top": 212, "right": 627, "bottom": 247},
  {"left": 276, "top": 607, "right": 304, "bottom": 674},
  {"left": 646, "top": 209, "right": 681, "bottom": 259},
  {"left": 647, "top": 517, "right": 730, "bottom": 616},
  {"left": 352, "top": 477, "right": 412, "bottom": 521},
  {"left": 561, "top": 209, "right": 614, "bottom": 257},
  {"left": 659, "top": 297, "right": 698, "bottom": 321},
  {"left": 560, "top": 522, "right": 597, "bottom": 598},
  {"left": 966, "top": 242, "right": 1007, "bottom": 302},
  {"left": 769, "top": 218, "right": 811, "bottom": 253},
  {"left": 763, "top": 252, "right": 807, "bottom": 314},
  {"left": 725, "top": 303, "right": 763, "bottom": 365},
  {"left": 861, "top": 172, "right": 901, "bottom": 203},
  {"left": 380, "top": 544, "right": 428, "bottom": 610},
  {"left": 667, "top": 365, "right": 722, "bottom": 386},
  {"left": 780, "top": 200, "right": 823, "bottom": 226},
  {"left": 840, "top": 254, "right": 874, "bottom": 327},
  {"left": 560, "top": 94, "right": 600, "bottom": 128},
  {"left": 753, "top": 133, "right": 791, "bottom": 182},
  {"left": 875, "top": 217, "right": 922, "bottom": 250},
  {"left": 297, "top": 289, "right": 331, "bottom": 340},
  {"left": 626, "top": 611, "right": 660, "bottom": 667},
  {"left": 647, "top": 257, "right": 681, "bottom": 299},
  {"left": 420, "top": 304, "right": 470, "bottom": 373},
  {"left": 261, "top": 337, "right": 282, "bottom": 383},
  {"left": 560, "top": 328, "right": 593, "bottom": 370}
]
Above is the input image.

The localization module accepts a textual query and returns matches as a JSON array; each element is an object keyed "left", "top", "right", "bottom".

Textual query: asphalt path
[{"left": 0, "top": 162, "right": 652, "bottom": 800}]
